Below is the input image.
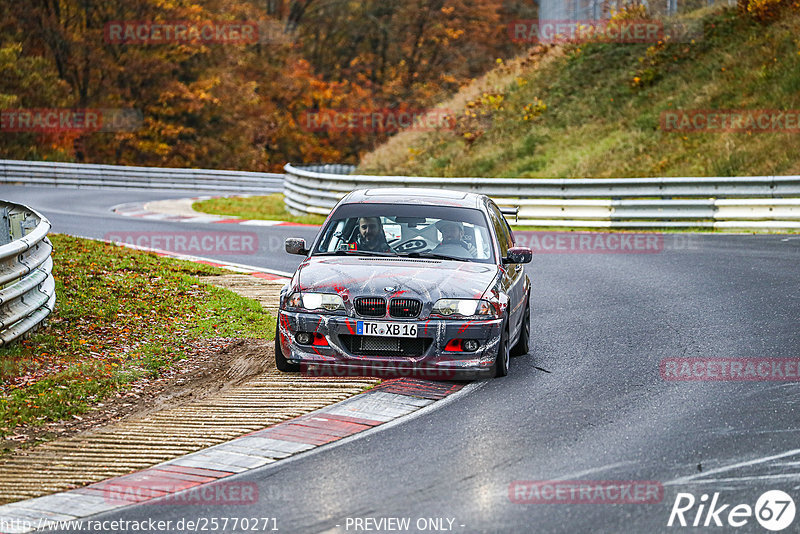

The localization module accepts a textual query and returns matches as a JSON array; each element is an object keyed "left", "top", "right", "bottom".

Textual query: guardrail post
[
  {"left": 0, "top": 208, "right": 9, "bottom": 246},
  {"left": 21, "top": 216, "right": 38, "bottom": 236},
  {"left": 9, "top": 211, "right": 24, "bottom": 240}
]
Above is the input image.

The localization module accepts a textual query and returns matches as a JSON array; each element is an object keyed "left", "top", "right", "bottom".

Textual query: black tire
[
  {"left": 275, "top": 317, "right": 300, "bottom": 372},
  {"left": 511, "top": 293, "right": 531, "bottom": 357},
  {"left": 493, "top": 320, "right": 510, "bottom": 378}
]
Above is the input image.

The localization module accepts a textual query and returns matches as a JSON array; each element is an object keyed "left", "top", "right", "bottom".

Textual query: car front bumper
[{"left": 277, "top": 310, "right": 503, "bottom": 380}]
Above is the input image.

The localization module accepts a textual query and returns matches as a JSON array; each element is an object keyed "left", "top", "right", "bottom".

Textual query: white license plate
[{"left": 357, "top": 321, "right": 418, "bottom": 338}]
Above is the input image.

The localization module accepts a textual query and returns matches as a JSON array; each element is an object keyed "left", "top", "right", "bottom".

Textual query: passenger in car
[{"left": 434, "top": 220, "right": 477, "bottom": 257}]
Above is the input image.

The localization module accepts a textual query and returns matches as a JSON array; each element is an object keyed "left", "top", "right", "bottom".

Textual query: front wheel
[
  {"left": 511, "top": 293, "right": 530, "bottom": 357},
  {"left": 493, "top": 321, "right": 510, "bottom": 378},
  {"left": 274, "top": 317, "right": 300, "bottom": 372}
]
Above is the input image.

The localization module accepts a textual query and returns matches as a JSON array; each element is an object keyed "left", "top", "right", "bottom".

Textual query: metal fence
[
  {"left": 0, "top": 160, "right": 284, "bottom": 194},
  {"left": 539, "top": 0, "right": 737, "bottom": 19},
  {"left": 0, "top": 201, "right": 55, "bottom": 347},
  {"left": 284, "top": 164, "right": 800, "bottom": 229}
]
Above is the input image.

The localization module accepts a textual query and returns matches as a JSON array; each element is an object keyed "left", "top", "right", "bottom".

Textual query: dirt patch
[{"left": 1, "top": 338, "right": 275, "bottom": 457}]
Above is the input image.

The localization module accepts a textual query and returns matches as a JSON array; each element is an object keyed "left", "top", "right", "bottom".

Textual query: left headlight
[
  {"left": 287, "top": 292, "right": 345, "bottom": 312},
  {"left": 432, "top": 299, "right": 498, "bottom": 318}
]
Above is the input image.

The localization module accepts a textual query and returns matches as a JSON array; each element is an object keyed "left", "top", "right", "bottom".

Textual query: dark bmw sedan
[{"left": 276, "top": 188, "right": 532, "bottom": 380}]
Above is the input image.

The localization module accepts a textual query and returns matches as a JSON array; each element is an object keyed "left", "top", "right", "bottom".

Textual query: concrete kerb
[{"left": 0, "top": 380, "right": 469, "bottom": 533}]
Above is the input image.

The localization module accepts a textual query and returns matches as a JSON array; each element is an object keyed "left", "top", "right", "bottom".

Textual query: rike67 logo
[{"left": 668, "top": 490, "right": 795, "bottom": 531}]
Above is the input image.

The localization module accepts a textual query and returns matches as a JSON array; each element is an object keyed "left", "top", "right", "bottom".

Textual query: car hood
[{"left": 296, "top": 256, "right": 499, "bottom": 302}]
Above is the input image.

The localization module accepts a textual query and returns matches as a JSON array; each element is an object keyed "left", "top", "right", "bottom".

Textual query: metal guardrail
[
  {"left": 0, "top": 160, "right": 284, "bottom": 194},
  {"left": 0, "top": 201, "right": 55, "bottom": 347},
  {"left": 283, "top": 164, "right": 800, "bottom": 229}
]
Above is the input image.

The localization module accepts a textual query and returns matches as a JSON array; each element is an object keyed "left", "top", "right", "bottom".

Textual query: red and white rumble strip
[
  {"left": 112, "top": 197, "right": 319, "bottom": 228},
  {"left": 0, "top": 379, "right": 467, "bottom": 533}
]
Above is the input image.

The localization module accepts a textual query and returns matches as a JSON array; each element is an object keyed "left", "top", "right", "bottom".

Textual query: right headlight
[
  {"left": 286, "top": 292, "right": 345, "bottom": 312},
  {"left": 432, "top": 299, "right": 498, "bottom": 318}
]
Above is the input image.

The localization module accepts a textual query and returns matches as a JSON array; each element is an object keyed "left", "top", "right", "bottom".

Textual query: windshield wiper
[
  {"left": 317, "top": 250, "right": 396, "bottom": 257},
  {"left": 396, "top": 252, "right": 471, "bottom": 262}
]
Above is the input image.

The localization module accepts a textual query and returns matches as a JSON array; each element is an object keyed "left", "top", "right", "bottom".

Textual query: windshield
[{"left": 313, "top": 203, "right": 495, "bottom": 264}]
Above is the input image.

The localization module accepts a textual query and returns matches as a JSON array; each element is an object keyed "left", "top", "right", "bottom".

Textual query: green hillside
[{"left": 358, "top": 4, "right": 800, "bottom": 178}]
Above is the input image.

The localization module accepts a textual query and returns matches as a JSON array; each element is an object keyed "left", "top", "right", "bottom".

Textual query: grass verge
[
  {"left": 358, "top": 6, "right": 800, "bottom": 179},
  {"left": 193, "top": 194, "right": 326, "bottom": 225},
  {"left": 0, "top": 234, "right": 274, "bottom": 437}
]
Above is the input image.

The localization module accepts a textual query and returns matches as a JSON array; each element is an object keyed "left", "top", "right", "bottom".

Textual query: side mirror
[
  {"left": 285, "top": 238, "right": 308, "bottom": 256},
  {"left": 504, "top": 247, "right": 532, "bottom": 265}
]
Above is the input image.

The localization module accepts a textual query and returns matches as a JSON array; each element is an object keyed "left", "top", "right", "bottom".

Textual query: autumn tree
[{"left": 1, "top": 0, "right": 534, "bottom": 167}]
